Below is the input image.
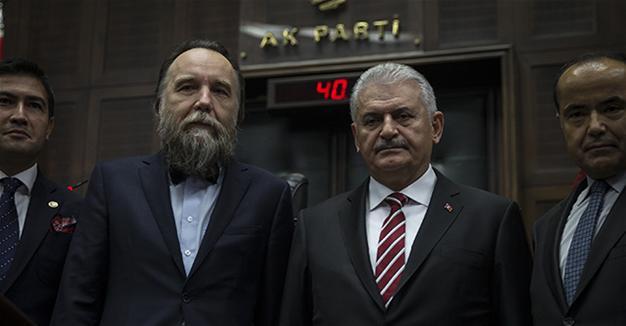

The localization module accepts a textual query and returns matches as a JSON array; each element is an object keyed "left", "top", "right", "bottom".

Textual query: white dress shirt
[
  {"left": 366, "top": 165, "right": 437, "bottom": 272},
  {"left": 559, "top": 172, "right": 626, "bottom": 279},
  {"left": 0, "top": 164, "right": 38, "bottom": 238},
  {"left": 169, "top": 171, "right": 223, "bottom": 275}
]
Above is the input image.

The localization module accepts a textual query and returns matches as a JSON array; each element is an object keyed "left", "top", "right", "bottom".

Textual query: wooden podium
[{"left": 0, "top": 294, "right": 34, "bottom": 326}]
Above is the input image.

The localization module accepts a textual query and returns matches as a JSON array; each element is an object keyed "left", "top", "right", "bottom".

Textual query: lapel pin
[
  {"left": 443, "top": 202, "right": 453, "bottom": 213},
  {"left": 48, "top": 201, "right": 59, "bottom": 208}
]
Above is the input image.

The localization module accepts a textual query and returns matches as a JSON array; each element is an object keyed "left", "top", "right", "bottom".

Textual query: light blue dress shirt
[{"left": 169, "top": 172, "right": 223, "bottom": 275}]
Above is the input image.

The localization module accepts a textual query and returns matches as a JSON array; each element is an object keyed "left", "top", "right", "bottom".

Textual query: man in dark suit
[
  {"left": 0, "top": 58, "right": 81, "bottom": 325},
  {"left": 279, "top": 62, "right": 531, "bottom": 326},
  {"left": 52, "top": 40, "right": 294, "bottom": 325},
  {"left": 531, "top": 53, "right": 626, "bottom": 325}
]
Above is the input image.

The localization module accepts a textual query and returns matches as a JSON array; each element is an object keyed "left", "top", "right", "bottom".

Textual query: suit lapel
[
  {"left": 187, "top": 161, "right": 251, "bottom": 278},
  {"left": 139, "top": 153, "right": 186, "bottom": 277},
  {"left": 573, "top": 187, "right": 626, "bottom": 305},
  {"left": 395, "top": 171, "right": 460, "bottom": 295},
  {"left": 545, "top": 182, "right": 585, "bottom": 312},
  {"left": 338, "top": 180, "right": 386, "bottom": 311},
  {"left": 1, "top": 175, "right": 59, "bottom": 293}
]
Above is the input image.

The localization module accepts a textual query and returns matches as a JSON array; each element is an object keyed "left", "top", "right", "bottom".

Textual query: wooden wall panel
[
  {"left": 513, "top": 0, "right": 615, "bottom": 52},
  {"left": 181, "top": 0, "right": 240, "bottom": 56},
  {"left": 10, "top": 0, "right": 94, "bottom": 88},
  {"left": 39, "top": 90, "right": 89, "bottom": 186},
  {"left": 91, "top": 0, "right": 174, "bottom": 86},
  {"left": 96, "top": 96, "right": 157, "bottom": 162},
  {"left": 519, "top": 54, "right": 578, "bottom": 188},
  {"left": 83, "top": 85, "right": 157, "bottom": 173},
  {"left": 438, "top": 0, "right": 498, "bottom": 47}
]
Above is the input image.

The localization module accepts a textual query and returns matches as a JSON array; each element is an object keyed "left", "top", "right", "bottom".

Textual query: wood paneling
[
  {"left": 9, "top": 0, "right": 94, "bottom": 87},
  {"left": 438, "top": 0, "right": 498, "bottom": 47},
  {"left": 84, "top": 85, "right": 157, "bottom": 173},
  {"left": 513, "top": 0, "right": 616, "bottom": 52},
  {"left": 39, "top": 90, "right": 90, "bottom": 186},
  {"left": 91, "top": 0, "right": 174, "bottom": 86}
]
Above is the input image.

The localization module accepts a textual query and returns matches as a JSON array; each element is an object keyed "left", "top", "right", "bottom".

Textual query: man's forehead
[
  {"left": 0, "top": 74, "right": 47, "bottom": 98},
  {"left": 358, "top": 80, "right": 421, "bottom": 110},
  {"left": 169, "top": 48, "right": 235, "bottom": 78},
  {"left": 561, "top": 58, "right": 626, "bottom": 85}
]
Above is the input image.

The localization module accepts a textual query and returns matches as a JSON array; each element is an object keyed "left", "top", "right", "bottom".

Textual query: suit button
[
  {"left": 182, "top": 294, "right": 191, "bottom": 303},
  {"left": 563, "top": 317, "right": 575, "bottom": 326}
]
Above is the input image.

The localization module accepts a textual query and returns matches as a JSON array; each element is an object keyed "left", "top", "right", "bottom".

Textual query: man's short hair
[
  {"left": 154, "top": 39, "right": 245, "bottom": 123},
  {"left": 552, "top": 52, "right": 626, "bottom": 114},
  {"left": 0, "top": 58, "right": 55, "bottom": 118},
  {"left": 350, "top": 62, "right": 438, "bottom": 121}
]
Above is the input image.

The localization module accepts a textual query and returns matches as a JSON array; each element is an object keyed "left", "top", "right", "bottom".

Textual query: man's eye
[
  {"left": 362, "top": 117, "right": 380, "bottom": 127},
  {"left": 604, "top": 105, "right": 624, "bottom": 114},
  {"left": 30, "top": 103, "right": 43, "bottom": 111},
  {"left": 565, "top": 110, "right": 586, "bottom": 121},
  {"left": 177, "top": 84, "right": 196, "bottom": 92},
  {"left": 0, "top": 97, "right": 13, "bottom": 106},
  {"left": 213, "top": 87, "right": 229, "bottom": 96}
]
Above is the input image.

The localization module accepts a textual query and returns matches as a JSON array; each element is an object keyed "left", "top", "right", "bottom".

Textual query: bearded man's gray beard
[{"left": 157, "top": 108, "right": 237, "bottom": 181}]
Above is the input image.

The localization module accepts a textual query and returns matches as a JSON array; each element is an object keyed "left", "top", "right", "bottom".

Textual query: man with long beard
[{"left": 53, "top": 40, "right": 294, "bottom": 326}]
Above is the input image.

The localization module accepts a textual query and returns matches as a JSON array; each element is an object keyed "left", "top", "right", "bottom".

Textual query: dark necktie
[
  {"left": 563, "top": 180, "right": 609, "bottom": 305},
  {"left": 375, "top": 192, "right": 408, "bottom": 308},
  {"left": 0, "top": 177, "right": 22, "bottom": 281}
]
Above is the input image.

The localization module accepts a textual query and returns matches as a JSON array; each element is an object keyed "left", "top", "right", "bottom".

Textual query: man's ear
[
  {"left": 45, "top": 117, "right": 55, "bottom": 140},
  {"left": 351, "top": 122, "right": 360, "bottom": 152},
  {"left": 431, "top": 111, "right": 444, "bottom": 144}
]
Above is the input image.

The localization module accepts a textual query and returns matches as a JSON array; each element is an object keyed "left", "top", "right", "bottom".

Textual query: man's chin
[{"left": 581, "top": 158, "right": 626, "bottom": 179}]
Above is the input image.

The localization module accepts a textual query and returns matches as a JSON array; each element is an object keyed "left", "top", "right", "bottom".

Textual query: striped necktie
[
  {"left": 0, "top": 177, "right": 22, "bottom": 281},
  {"left": 375, "top": 192, "right": 408, "bottom": 308}
]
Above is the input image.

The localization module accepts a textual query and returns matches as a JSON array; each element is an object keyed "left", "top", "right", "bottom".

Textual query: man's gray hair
[{"left": 349, "top": 62, "right": 438, "bottom": 121}]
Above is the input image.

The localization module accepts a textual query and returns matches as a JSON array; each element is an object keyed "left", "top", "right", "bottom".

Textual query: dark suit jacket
[
  {"left": 280, "top": 171, "right": 532, "bottom": 326},
  {"left": 52, "top": 154, "right": 294, "bottom": 326},
  {"left": 1, "top": 173, "right": 81, "bottom": 326},
  {"left": 531, "top": 180, "right": 626, "bottom": 326}
]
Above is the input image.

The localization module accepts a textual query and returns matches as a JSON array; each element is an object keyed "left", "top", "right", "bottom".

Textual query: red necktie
[{"left": 375, "top": 192, "right": 408, "bottom": 307}]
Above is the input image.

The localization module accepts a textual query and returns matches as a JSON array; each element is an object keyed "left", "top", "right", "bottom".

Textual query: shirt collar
[
  {"left": 586, "top": 171, "right": 626, "bottom": 195},
  {"left": 0, "top": 164, "right": 38, "bottom": 195},
  {"left": 368, "top": 164, "right": 438, "bottom": 211}
]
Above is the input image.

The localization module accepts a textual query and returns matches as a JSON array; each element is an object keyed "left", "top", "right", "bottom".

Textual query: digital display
[{"left": 267, "top": 72, "right": 361, "bottom": 109}]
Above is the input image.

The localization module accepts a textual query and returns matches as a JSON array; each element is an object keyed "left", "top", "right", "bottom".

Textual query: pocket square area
[{"left": 50, "top": 215, "right": 77, "bottom": 233}]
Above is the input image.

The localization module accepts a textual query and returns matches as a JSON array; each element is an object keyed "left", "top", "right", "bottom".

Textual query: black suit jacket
[
  {"left": 280, "top": 171, "right": 532, "bottom": 326},
  {"left": 53, "top": 154, "right": 294, "bottom": 326},
  {"left": 531, "top": 180, "right": 626, "bottom": 325},
  {"left": 1, "top": 173, "right": 81, "bottom": 326}
]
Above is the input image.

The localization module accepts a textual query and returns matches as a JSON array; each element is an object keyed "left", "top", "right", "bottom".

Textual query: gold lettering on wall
[
  {"left": 314, "top": 25, "right": 329, "bottom": 42},
  {"left": 392, "top": 15, "right": 400, "bottom": 38},
  {"left": 353, "top": 21, "right": 369, "bottom": 40},
  {"left": 260, "top": 32, "right": 279, "bottom": 48},
  {"left": 256, "top": 15, "right": 406, "bottom": 48},
  {"left": 332, "top": 23, "right": 350, "bottom": 41},
  {"left": 282, "top": 27, "right": 299, "bottom": 45},
  {"left": 372, "top": 20, "right": 388, "bottom": 40}
]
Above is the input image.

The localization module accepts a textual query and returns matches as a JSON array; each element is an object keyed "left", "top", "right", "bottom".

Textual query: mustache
[
  {"left": 181, "top": 111, "right": 221, "bottom": 130},
  {"left": 374, "top": 138, "right": 409, "bottom": 153}
]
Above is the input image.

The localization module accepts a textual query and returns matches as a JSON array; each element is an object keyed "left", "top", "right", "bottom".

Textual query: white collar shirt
[{"left": 365, "top": 165, "right": 437, "bottom": 272}]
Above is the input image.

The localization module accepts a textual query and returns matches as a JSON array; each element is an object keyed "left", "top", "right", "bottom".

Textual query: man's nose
[
  {"left": 9, "top": 102, "right": 28, "bottom": 125},
  {"left": 380, "top": 115, "right": 398, "bottom": 139},
  {"left": 194, "top": 86, "right": 213, "bottom": 111},
  {"left": 587, "top": 110, "right": 607, "bottom": 136}
]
